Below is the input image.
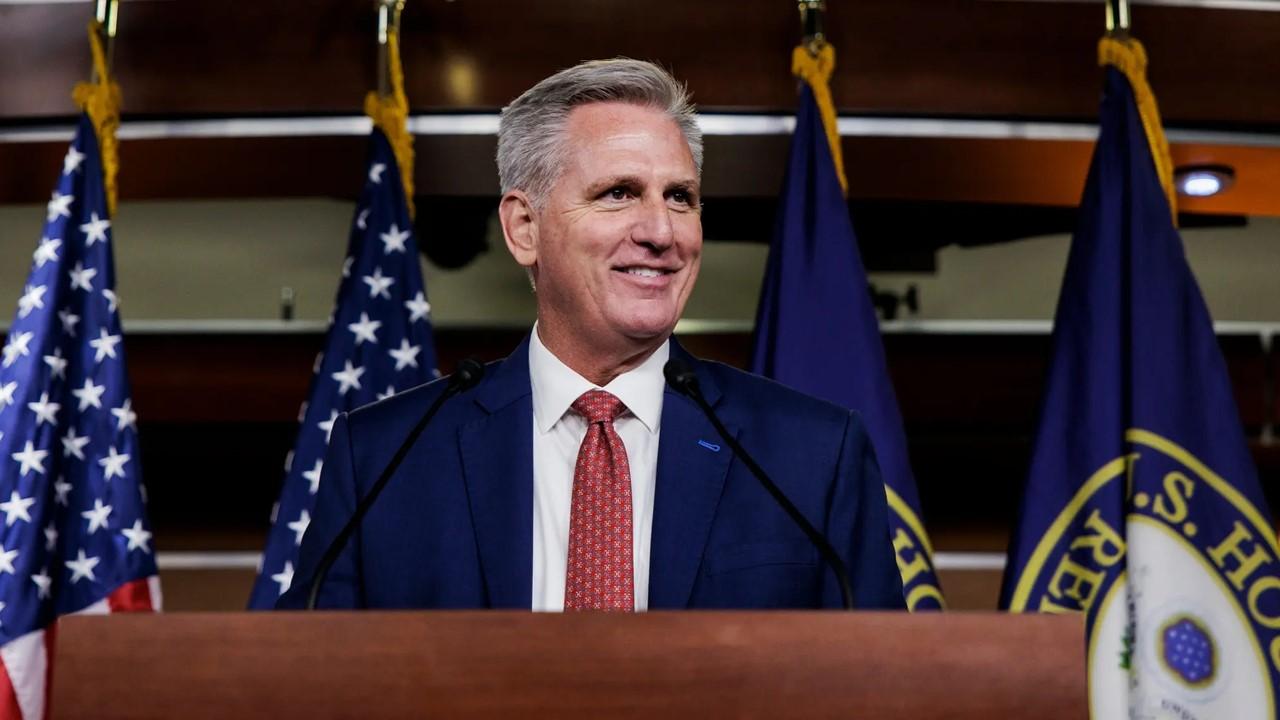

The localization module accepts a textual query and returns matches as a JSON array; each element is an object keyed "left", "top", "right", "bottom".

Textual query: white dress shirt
[{"left": 529, "top": 327, "right": 668, "bottom": 611}]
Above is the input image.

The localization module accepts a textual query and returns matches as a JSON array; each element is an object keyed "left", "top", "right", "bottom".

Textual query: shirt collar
[{"left": 529, "top": 325, "right": 668, "bottom": 436}]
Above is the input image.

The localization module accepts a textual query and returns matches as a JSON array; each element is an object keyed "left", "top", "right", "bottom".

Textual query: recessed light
[{"left": 1174, "top": 165, "right": 1235, "bottom": 198}]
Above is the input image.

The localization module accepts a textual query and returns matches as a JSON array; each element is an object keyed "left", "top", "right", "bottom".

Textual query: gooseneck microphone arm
[
  {"left": 663, "top": 359, "right": 855, "bottom": 610},
  {"left": 305, "top": 359, "right": 485, "bottom": 610}
]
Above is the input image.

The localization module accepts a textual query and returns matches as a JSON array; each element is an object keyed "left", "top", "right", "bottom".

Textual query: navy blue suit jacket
[{"left": 277, "top": 338, "right": 905, "bottom": 610}]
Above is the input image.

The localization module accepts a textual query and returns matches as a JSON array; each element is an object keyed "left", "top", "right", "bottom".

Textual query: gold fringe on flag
[
  {"left": 1098, "top": 35, "right": 1179, "bottom": 226},
  {"left": 792, "top": 43, "right": 847, "bottom": 195},
  {"left": 71, "top": 21, "right": 122, "bottom": 217},
  {"left": 363, "top": 30, "right": 416, "bottom": 218}
]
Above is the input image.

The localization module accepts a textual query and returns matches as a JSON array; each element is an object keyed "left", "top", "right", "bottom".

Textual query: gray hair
[{"left": 496, "top": 59, "right": 702, "bottom": 207}]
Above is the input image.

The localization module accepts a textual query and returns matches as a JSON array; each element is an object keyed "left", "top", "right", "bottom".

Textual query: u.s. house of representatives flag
[
  {"left": 249, "top": 128, "right": 439, "bottom": 608},
  {"left": 750, "top": 44, "right": 943, "bottom": 610},
  {"left": 0, "top": 111, "right": 160, "bottom": 718},
  {"left": 1001, "top": 37, "right": 1280, "bottom": 718}
]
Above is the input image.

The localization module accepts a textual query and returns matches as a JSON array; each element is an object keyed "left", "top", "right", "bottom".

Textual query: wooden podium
[{"left": 51, "top": 611, "right": 1084, "bottom": 719}]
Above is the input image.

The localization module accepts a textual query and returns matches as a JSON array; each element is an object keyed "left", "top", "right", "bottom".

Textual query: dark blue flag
[
  {"left": 1001, "top": 38, "right": 1280, "bottom": 718},
  {"left": 750, "top": 46, "right": 944, "bottom": 611},
  {"left": 0, "top": 114, "right": 159, "bottom": 718},
  {"left": 249, "top": 129, "right": 439, "bottom": 608}
]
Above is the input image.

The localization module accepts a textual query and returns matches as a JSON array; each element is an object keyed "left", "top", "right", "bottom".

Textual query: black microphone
[
  {"left": 305, "top": 358, "right": 485, "bottom": 609},
  {"left": 663, "top": 359, "right": 855, "bottom": 610}
]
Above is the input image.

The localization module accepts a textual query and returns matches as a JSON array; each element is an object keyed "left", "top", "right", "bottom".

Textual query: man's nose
[{"left": 631, "top": 194, "right": 676, "bottom": 251}]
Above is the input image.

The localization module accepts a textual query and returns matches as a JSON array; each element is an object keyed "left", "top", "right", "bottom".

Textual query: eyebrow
[{"left": 584, "top": 176, "right": 702, "bottom": 197}]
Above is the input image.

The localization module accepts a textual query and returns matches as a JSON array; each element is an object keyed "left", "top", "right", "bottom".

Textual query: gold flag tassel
[
  {"left": 72, "top": 21, "right": 122, "bottom": 217},
  {"left": 1098, "top": 35, "right": 1179, "bottom": 226},
  {"left": 792, "top": 42, "right": 848, "bottom": 195},
  {"left": 364, "top": 5, "right": 416, "bottom": 218}
]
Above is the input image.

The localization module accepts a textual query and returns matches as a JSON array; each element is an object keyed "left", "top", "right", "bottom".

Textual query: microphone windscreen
[
  {"left": 450, "top": 358, "right": 485, "bottom": 391},
  {"left": 663, "top": 358, "right": 698, "bottom": 395}
]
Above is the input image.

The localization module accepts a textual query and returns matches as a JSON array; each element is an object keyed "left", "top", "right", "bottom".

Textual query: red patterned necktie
[{"left": 564, "top": 390, "right": 634, "bottom": 611}]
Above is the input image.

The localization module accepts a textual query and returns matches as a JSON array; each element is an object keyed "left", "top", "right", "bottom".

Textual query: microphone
[
  {"left": 305, "top": 358, "right": 486, "bottom": 609},
  {"left": 663, "top": 359, "right": 855, "bottom": 610}
]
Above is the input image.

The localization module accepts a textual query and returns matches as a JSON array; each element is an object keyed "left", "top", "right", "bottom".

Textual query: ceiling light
[{"left": 1174, "top": 165, "right": 1235, "bottom": 197}]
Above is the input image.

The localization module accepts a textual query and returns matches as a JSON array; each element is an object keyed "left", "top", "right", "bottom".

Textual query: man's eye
[{"left": 604, "top": 187, "right": 630, "bottom": 201}]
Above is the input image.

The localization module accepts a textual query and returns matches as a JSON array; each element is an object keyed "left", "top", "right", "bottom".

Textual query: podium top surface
[{"left": 52, "top": 610, "right": 1085, "bottom": 720}]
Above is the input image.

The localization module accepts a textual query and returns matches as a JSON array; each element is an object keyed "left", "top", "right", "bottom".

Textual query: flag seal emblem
[
  {"left": 1009, "top": 429, "right": 1278, "bottom": 718},
  {"left": 1159, "top": 614, "right": 1216, "bottom": 688}
]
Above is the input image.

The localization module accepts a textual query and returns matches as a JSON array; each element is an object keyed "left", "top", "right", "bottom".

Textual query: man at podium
[{"left": 278, "top": 60, "right": 904, "bottom": 612}]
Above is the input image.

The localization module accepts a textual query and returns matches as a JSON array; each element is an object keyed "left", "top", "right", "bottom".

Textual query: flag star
[
  {"left": 58, "top": 309, "right": 80, "bottom": 336},
  {"left": 46, "top": 191, "right": 74, "bottom": 222},
  {"left": 362, "top": 267, "right": 395, "bottom": 300},
  {"left": 31, "top": 569, "right": 52, "bottom": 599},
  {"left": 98, "top": 446, "right": 131, "bottom": 481},
  {"left": 53, "top": 478, "right": 72, "bottom": 506},
  {"left": 44, "top": 348, "right": 67, "bottom": 380},
  {"left": 271, "top": 561, "right": 295, "bottom": 596},
  {"left": 369, "top": 163, "right": 387, "bottom": 184},
  {"left": 347, "top": 312, "right": 383, "bottom": 346},
  {"left": 287, "top": 509, "right": 311, "bottom": 546},
  {"left": 342, "top": 256, "right": 354, "bottom": 279},
  {"left": 318, "top": 410, "right": 339, "bottom": 443},
  {"left": 89, "top": 328, "right": 121, "bottom": 363},
  {"left": 66, "top": 550, "right": 100, "bottom": 583},
  {"left": 69, "top": 262, "right": 97, "bottom": 292},
  {"left": 0, "top": 490, "right": 36, "bottom": 525},
  {"left": 303, "top": 460, "right": 323, "bottom": 494},
  {"left": 404, "top": 292, "right": 431, "bottom": 323},
  {"left": 43, "top": 524, "right": 57, "bottom": 552},
  {"left": 0, "top": 546, "right": 17, "bottom": 575},
  {"left": 33, "top": 237, "right": 62, "bottom": 268},
  {"left": 81, "top": 499, "right": 113, "bottom": 534},
  {"left": 2, "top": 331, "right": 33, "bottom": 368},
  {"left": 377, "top": 385, "right": 396, "bottom": 401},
  {"left": 27, "top": 392, "right": 60, "bottom": 426},
  {"left": 62, "top": 428, "right": 90, "bottom": 460},
  {"left": 0, "top": 381, "right": 16, "bottom": 410},
  {"left": 62, "top": 147, "right": 85, "bottom": 175},
  {"left": 17, "top": 284, "right": 47, "bottom": 319},
  {"left": 380, "top": 224, "right": 410, "bottom": 254},
  {"left": 356, "top": 208, "right": 370, "bottom": 231},
  {"left": 103, "top": 288, "right": 119, "bottom": 313},
  {"left": 388, "top": 339, "right": 422, "bottom": 371},
  {"left": 79, "top": 212, "right": 111, "bottom": 246},
  {"left": 10, "top": 443, "right": 47, "bottom": 478},
  {"left": 121, "top": 520, "right": 153, "bottom": 553},
  {"left": 331, "top": 361, "right": 365, "bottom": 395},
  {"left": 111, "top": 399, "right": 137, "bottom": 432},
  {"left": 72, "top": 378, "right": 106, "bottom": 411}
]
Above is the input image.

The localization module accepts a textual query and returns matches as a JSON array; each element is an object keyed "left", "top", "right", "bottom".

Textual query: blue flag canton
[
  {"left": 250, "top": 129, "right": 439, "bottom": 607},
  {"left": 0, "top": 115, "right": 156, "bottom": 641}
]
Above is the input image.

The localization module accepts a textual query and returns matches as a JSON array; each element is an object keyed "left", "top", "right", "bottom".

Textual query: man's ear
[{"left": 499, "top": 191, "right": 538, "bottom": 269}]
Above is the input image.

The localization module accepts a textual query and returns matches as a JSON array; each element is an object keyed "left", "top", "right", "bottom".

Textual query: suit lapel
[
  {"left": 459, "top": 338, "right": 534, "bottom": 609},
  {"left": 649, "top": 343, "right": 734, "bottom": 608}
]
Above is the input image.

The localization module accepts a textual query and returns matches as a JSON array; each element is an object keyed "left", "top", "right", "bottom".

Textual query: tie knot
[{"left": 571, "top": 390, "right": 627, "bottom": 424}]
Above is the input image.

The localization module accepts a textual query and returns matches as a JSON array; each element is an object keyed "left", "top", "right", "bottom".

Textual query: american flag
[
  {"left": 249, "top": 128, "right": 439, "bottom": 608},
  {"left": 0, "top": 115, "right": 160, "bottom": 719}
]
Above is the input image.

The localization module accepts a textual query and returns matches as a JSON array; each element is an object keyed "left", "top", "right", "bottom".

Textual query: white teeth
[{"left": 624, "top": 267, "right": 662, "bottom": 278}]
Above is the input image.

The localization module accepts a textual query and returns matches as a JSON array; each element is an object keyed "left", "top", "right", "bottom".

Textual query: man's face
[{"left": 521, "top": 102, "right": 702, "bottom": 353}]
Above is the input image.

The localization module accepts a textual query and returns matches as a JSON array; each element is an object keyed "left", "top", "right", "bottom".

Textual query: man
[{"left": 278, "top": 59, "right": 904, "bottom": 611}]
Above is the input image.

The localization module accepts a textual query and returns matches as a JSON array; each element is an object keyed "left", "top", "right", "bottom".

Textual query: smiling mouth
[{"left": 616, "top": 266, "right": 675, "bottom": 278}]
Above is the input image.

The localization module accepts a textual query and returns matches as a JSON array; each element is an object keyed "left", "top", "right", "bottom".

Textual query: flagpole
[
  {"left": 377, "top": 0, "right": 406, "bottom": 101},
  {"left": 797, "top": 0, "right": 825, "bottom": 56},
  {"left": 1105, "top": 0, "right": 1130, "bottom": 35},
  {"left": 92, "top": 0, "right": 120, "bottom": 82}
]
